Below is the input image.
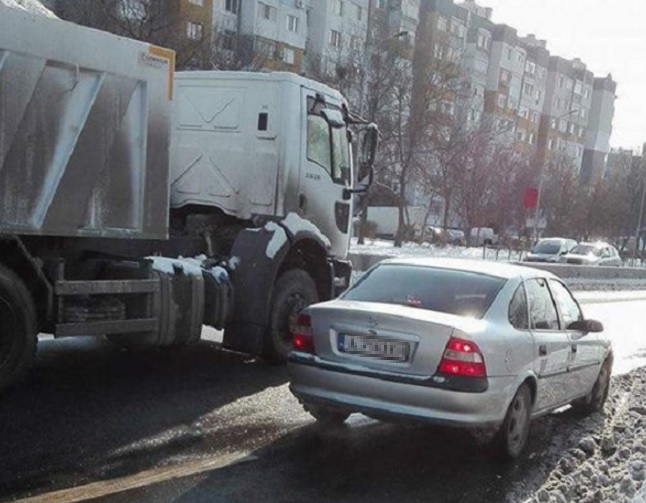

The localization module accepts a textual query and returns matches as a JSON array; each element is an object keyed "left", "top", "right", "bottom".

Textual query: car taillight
[
  {"left": 437, "top": 337, "right": 486, "bottom": 377},
  {"left": 292, "top": 313, "right": 315, "bottom": 354}
]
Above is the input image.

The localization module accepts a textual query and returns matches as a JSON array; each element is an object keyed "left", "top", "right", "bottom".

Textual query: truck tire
[
  {"left": 263, "top": 269, "right": 318, "bottom": 363},
  {"left": 0, "top": 265, "right": 37, "bottom": 393}
]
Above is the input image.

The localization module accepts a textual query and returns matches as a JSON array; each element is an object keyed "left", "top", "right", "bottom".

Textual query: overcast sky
[{"left": 475, "top": 0, "right": 645, "bottom": 150}]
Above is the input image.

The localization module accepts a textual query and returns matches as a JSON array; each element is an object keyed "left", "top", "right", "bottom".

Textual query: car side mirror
[{"left": 567, "top": 319, "right": 604, "bottom": 333}]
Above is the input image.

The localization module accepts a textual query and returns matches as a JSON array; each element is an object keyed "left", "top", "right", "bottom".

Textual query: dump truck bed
[{"left": 0, "top": 5, "right": 174, "bottom": 240}]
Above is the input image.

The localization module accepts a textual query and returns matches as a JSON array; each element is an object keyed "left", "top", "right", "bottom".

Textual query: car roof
[
  {"left": 577, "top": 241, "right": 613, "bottom": 248},
  {"left": 378, "top": 257, "right": 557, "bottom": 280}
]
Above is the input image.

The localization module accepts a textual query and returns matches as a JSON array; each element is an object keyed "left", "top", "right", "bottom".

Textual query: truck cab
[{"left": 170, "top": 72, "right": 360, "bottom": 260}]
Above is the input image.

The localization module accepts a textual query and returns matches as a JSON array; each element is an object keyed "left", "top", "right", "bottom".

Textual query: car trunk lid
[{"left": 307, "top": 300, "right": 486, "bottom": 377}]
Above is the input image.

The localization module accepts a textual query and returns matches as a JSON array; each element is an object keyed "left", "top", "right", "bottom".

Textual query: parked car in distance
[
  {"left": 559, "top": 242, "right": 622, "bottom": 266},
  {"left": 289, "top": 258, "right": 612, "bottom": 459},
  {"left": 470, "top": 227, "right": 498, "bottom": 246},
  {"left": 424, "top": 226, "right": 466, "bottom": 246},
  {"left": 523, "top": 238, "right": 577, "bottom": 263}
]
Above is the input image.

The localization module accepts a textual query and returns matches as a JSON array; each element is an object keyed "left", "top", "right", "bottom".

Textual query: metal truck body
[{"left": 0, "top": 5, "right": 376, "bottom": 391}]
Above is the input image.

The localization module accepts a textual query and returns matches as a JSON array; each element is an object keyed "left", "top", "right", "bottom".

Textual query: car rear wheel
[
  {"left": 493, "top": 383, "right": 532, "bottom": 459},
  {"left": 573, "top": 357, "right": 612, "bottom": 415},
  {"left": 307, "top": 405, "right": 350, "bottom": 426}
]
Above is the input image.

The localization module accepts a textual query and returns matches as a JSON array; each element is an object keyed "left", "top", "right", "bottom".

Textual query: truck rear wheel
[
  {"left": 264, "top": 269, "right": 318, "bottom": 363},
  {"left": 0, "top": 265, "right": 37, "bottom": 393}
]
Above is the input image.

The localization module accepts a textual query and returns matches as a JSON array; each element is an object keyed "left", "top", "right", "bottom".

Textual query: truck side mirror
[{"left": 360, "top": 124, "right": 379, "bottom": 170}]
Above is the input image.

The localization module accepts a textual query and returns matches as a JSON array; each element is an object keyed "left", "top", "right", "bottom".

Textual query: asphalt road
[{"left": 1, "top": 296, "right": 645, "bottom": 503}]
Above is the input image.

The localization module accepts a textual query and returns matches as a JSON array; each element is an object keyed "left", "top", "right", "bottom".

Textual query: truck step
[
  {"left": 55, "top": 318, "right": 158, "bottom": 337},
  {"left": 55, "top": 280, "right": 159, "bottom": 296}
]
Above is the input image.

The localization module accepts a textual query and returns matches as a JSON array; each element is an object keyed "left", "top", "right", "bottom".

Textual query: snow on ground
[
  {"left": 0, "top": 0, "right": 57, "bottom": 17},
  {"left": 350, "top": 238, "right": 525, "bottom": 261}
]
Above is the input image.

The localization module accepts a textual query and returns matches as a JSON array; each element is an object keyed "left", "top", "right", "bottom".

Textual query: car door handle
[
  {"left": 539, "top": 344, "right": 547, "bottom": 356},
  {"left": 571, "top": 345, "right": 578, "bottom": 354}
]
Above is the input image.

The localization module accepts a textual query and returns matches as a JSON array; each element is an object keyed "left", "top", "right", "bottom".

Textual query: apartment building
[
  {"left": 211, "top": 0, "right": 308, "bottom": 72},
  {"left": 581, "top": 75, "right": 617, "bottom": 184}
]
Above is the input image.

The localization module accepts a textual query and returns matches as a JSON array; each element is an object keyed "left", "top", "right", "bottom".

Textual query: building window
[
  {"left": 498, "top": 94, "right": 507, "bottom": 108},
  {"left": 333, "top": 0, "right": 343, "bottom": 16},
  {"left": 378, "top": 0, "right": 387, "bottom": 9},
  {"left": 516, "top": 129, "right": 526, "bottom": 142},
  {"left": 536, "top": 67, "right": 545, "bottom": 80},
  {"left": 351, "top": 36, "right": 362, "bottom": 51},
  {"left": 548, "top": 139, "right": 554, "bottom": 150},
  {"left": 442, "top": 101, "right": 455, "bottom": 116},
  {"left": 568, "top": 123, "right": 576, "bottom": 134},
  {"left": 518, "top": 107, "right": 528, "bottom": 119},
  {"left": 329, "top": 29, "right": 341, "bottom": 47},
  {"left": 477, "top": 32, "right": 490, "bottom": 50},
  {"left": 574, "top": 81, "right": 583, "bottom": 95},
  {"left": 473, "top": 84, "right": 484, "bottom": 98},
  {"left": 580, "top": 108, "right": 587, "bottom": 119},
  {"left": 186, "top": 21, "right": 203, "bottom": 40},
  {"left": 287, "top": 14, "right": 299, "bottom": 32},
  {"left": 558, "top": 76, "right": 565, "bottom": 89},
  {"left": 451, "top": 21, "right": 465, "bottom": 38},
  {"left": 584, "top": 87, "right": 591, "bottom": 99},
  {"left": 566, "top": 79, "right": 573, "bottom": 91},
  {"left": 437, "top": 16, "right": 448, "bottom": 31},
  {"left": 578, "top": 127, "right": 585, "bottom": 138},
  {"left": 434, "top": 43, "right": 444, "bottom": 59},
  {"left": 188, "top": 0, "right": 203, "bottom": 5},
  {"left": 356, "top": 5, "right": 363, "bottom": 21},
  {"left": 553, "top": 97, "right": 561, "bottom": 109},
  {"left": 507, "top": 47, "right": 513, "bottom": 60},
  {"left": 535, "top": 89, "right": 541, "bottom": 101},
  {"left": 500, "top": 69, "right": 511, "bottom": 85},
  {"left": 282, "top": 47, "right": 295, "bottom": 64},
  {"left": 528, "top": 132, "right": 535, "bottom": 145},
  {"left": 559, "top": 120, "right": 567, "bottom": 133},
  {"left": 525, "top": 61, "right": 536, "bottom": 75},
  {"left": 523, "top": 82, "right": 534, "bottom": 96},
  {"left": 531, "top": 111, "right": 540, "bottom": 123},
  {"left": 222, "top": 29, "right": 236, "bottom": 50},
  {"left": 516, "top": 50, "right": 524, "bottom": 63},
  {"left": 225, "top": 0, "right": 239, "bottom": 14},
  {"left": 575, "top": 146, "right": 582, "bottom": 157},
  {"left": 258, "top": 2, "right": 277, "bottom": 21}
]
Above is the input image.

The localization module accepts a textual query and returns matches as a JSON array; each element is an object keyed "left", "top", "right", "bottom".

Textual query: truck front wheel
[
  {"left": 0, "top": 265, "right": 37, "bottom": 393},
  {"left": 264, "top": 269, "right": 318, "bottom": 363}
]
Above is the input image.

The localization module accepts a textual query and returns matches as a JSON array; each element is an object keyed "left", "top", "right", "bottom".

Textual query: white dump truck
[{"left": 0, "top": 5, "right": 377, "bottom": 391}]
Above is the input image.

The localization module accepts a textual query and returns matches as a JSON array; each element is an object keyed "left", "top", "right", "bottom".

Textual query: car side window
[
  {"left": 525, "top": 278, "right": 560, "bottom": 330},
  {"left": 549, "top": 280, "right": 583, "bottom": 328},
  {"left": 508, "top": 284, "right": 529, "bottom": 329}
]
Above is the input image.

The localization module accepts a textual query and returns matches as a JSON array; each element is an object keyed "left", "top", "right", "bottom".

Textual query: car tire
[
  {"left": 263, "top": 269, "right": 319, "bottom": 364},
  {"left": 492, "top": 383, "right": 532, "bottom": 460},
  {"left": 0, "top": 264, "right": 38, "bottom": 394},
  {"left": 573, "top": 356, "right": 612, "bottom": 415},
  {"left": 308, "top": 405, "right": 350, "bottom": 426}
]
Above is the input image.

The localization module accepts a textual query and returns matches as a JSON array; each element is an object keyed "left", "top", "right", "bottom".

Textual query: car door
[
  {"left": 526, "top": 277, "right": 573, "bottom": 411},
  {"left": 548, "top": 279, "right": 601, "bottom": 397}
]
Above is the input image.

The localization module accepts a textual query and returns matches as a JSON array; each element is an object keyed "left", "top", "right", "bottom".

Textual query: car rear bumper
[{"left": 289, "top": 357, "right": 514, "bottom": 428}]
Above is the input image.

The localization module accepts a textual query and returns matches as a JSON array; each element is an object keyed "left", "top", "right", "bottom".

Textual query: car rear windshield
[
  {"left": 342, "top": 264, "right": 506, "bottom": 318},
  {"left": 571, "top": 244, "right": 601, "bottom": 256},
  {"left": 532, "top": 241, "right": 561, "bottom": 254}
]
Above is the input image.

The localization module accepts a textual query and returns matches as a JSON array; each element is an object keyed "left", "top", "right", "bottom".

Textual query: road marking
[{"left": 13, "top": 451, "right": 256, "bottom": 503}]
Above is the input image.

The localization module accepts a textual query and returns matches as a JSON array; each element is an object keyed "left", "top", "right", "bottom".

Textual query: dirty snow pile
[
  {"left": 525, "top": 368, "right": 646, "bottom": 503},
  {"left": 0, "top": 0, "right": 57, "bottom": 17}
]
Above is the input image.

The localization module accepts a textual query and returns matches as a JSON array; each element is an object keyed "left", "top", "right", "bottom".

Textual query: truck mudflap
[{"left": 223, "top": 214, "right": 342, "bottom": 355}]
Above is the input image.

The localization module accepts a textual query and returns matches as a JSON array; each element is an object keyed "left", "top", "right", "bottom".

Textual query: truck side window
[
  {"left": 331, "top": 125, "right": 350, "bottom": 184},
  {"left": 307, "top": 115, "right": 331, "bottom": 173}
]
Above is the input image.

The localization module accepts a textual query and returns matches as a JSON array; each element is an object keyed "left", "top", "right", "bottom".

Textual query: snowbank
[
  {"left": 0, "top": 0, "right": 57, "bottom": 18},
  {"left": 522, "top": 368, "right": 646, "bottom": 503}
]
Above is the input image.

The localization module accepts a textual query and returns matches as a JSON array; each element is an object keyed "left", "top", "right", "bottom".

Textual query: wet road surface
[{"left": 1, "top": 295, "right": 644, "bottom": 503}]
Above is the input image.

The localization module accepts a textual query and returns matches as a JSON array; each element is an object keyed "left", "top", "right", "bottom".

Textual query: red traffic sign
[{"left": 523, "top": 187, "right": 539, "bottom": 209}]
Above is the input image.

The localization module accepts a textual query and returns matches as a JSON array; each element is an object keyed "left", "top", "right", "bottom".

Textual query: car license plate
[{"left": 338, "top": 334, "right": 409, "bottom": 362}]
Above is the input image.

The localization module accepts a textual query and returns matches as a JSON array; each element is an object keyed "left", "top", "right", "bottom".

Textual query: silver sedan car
[{"left": 289, "top": 258, "right": 612, "bottom": 459}]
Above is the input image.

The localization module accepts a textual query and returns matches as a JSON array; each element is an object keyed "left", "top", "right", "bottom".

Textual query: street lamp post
[{"left": 532, "top": 108, "right": 581, "bottom": 242}]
